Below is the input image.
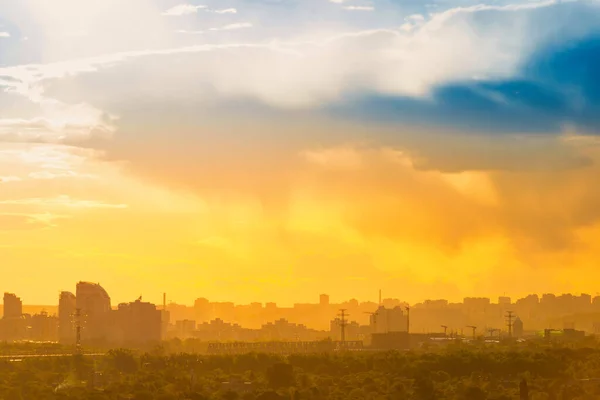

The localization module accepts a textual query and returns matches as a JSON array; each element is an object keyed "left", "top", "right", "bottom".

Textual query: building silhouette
[
  {"left": 115, "top": 299, "right": 161, "bottom": 345},
  {"left": 3, "top": 293, "right": 22, "bottom": 319},
  {"left": 76, "top": 282, "right": 111, "bottom": 344},
  {"left": 175, "top": 319, "right": 197, "bottom": 339},
  {"left": 30, "top": 311, "right": 59, "bottom": 342},
  {"left": 371, "top": 306, "right": 406, "bottom": 334},
  {"left": 58, "top": 291, "right": 76, "bottom": 344},
  {"left": 513, "top": 317, "right": 524, "bottom": 337}
]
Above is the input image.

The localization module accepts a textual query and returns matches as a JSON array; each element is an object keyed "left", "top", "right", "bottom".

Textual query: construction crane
[
  {"left": 441, "top": 325, "right": 448, "bottom": 336},
  {"left": 466, "top": 325, "right": 477, "bottom": 339}
]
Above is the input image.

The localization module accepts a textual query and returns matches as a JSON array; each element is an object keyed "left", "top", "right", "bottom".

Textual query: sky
[{"left": 1, "top": 0, "right": 600, "bottom": 307}]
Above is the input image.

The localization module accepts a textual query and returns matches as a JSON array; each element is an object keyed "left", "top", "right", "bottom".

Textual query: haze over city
[
  {"left": 2, "top": 1, "right": 600, "bottom": 399},
  {"left": 1, "top": 0, "right": 600, "bottom": 308}
]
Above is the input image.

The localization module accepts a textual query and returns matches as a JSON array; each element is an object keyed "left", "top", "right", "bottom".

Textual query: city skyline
[
  {"left": 2, "top": 282, "right": 599, "bottom": 345},
  {"left": 1, "top": 0, "right": 600, "bottom": 304},
  {"left": 2, "top": 285, "right": 599, "bottom": 310}
]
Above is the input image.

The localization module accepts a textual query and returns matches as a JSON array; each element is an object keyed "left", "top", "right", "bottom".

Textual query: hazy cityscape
[
  {"left": 0, "top": 282, "right": 597, "bottom": 350},
  {"left": 2, "top": 0, "right": 600, "bottom": 397}
]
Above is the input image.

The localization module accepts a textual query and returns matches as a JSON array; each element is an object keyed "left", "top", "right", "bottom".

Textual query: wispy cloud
[
  {"left": 162, "top": 4, "right": 207, "bottom": 16},
  {"left": 28, "top": 170, "right": 98, "bottom": 180},
  {"left": 0, "top": 195, "right": 127, "bottom": 209},
  {"left": 209, "top": 23, "right": 253, "bottom": 31},
  {"left": 343, "top": 6, "right": 374, "bottom": 11},
  {"left": 0, "top": 212, "right": 70, "bottom": 228},
  {"left": 0, "top": 176, "right": 22, "bottom": 183},
  {"left": 214, "top": 8, "right": 237, "bottom": 14},
  {"left": 0, "top": 115, "right": 115, "bottom": 142},
  {"left": 163, "top": 4, "right": 237, "bottom": 16},
  {"left": 178, "top": 21, "right": 252, "bottom": 34}
]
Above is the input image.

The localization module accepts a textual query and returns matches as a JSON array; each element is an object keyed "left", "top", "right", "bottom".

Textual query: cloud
[
  {"left": 0, "top": 212, "right": 70, "bottom": 230},
  {"left": 209, "top": 23, "right": 253, "bottom": 31},
  {"left": 343, "top": 6, "right": 375, "bottom": 11},
  {"left": 0, "top": 32, "right": 10, "bottom": 38},
  {"left": 0, "top": 195, "right": 128, "bottom": 209},
  {"left": 214, "top": 8, "right": 237, "bottom": 14},
  {"left": 27, "top": 170, "right": 97, "bottom": 180},
  {"left": 162, "top": 4, "right": 207, "bottom": 16},
  {"left": 22, "top": 0, "right": 598, "bottom": 115},
  {"left": 0, "top": 176, "right": 22, "bottom": 183},
  {"left": 163, "top": 4, "right": 238, "bottom": 16}
]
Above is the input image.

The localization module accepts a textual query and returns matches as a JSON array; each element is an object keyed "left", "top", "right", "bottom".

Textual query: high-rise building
[
  {"left": 513, "top": 317, "right": 524, "bottom": 337},
  {"left": 30, "top": 311, "right": 59, "bottom": 342},
  {"left": 194, "top": 298, "right": 213, "bottom": 323},
  {"left": 3, "top": 293, "right": 22, "bottom": 319},
  {"left": 1, "top": 293, "right": 25, "bottom": 341},
  {"left": 76, "top": 282, "right": 111, "bottom": 343},
  {"left": 320, "top": 294, "right": 329, "bottom": 307},
  {"left": 175, "top": 319, "right": 197, "bottom": 338},
  {"left": 58, "top": 291, "right": 76, "bottom": 344},
  {"left": 498, "top": 296, "right": 512, "bottom": 306},
  {"left": 371, "top": 306, "right": 406, "bottom": 334},
  {"left": 115, "top": 299, "right": 162, "bottom": 344}
]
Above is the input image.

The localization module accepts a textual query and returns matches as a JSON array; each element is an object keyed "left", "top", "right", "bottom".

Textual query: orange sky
[
  {"left": 2, "top": 124, "right": 600, "bottom": 306},
  {"left": 2, "top": 0, "right": 600, "bottom": 307}
]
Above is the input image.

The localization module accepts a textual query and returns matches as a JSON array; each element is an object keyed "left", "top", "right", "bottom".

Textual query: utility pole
[
  {"left": 405, "top": 306, "right": 410, "bottom": 334},
  {"left": 441, "top": 325, "right": 448, "bottom": 336},
  {"left": 506, "top": 311, "right": 514, "bottom": 338},
  {"left": 338, "top": 309, "right": 348, "bottom": 346},
  {"left": 73, "top": 308, "right": 83, "bottom": 381},
  {"left": 365, "top": 311, "right": 378, "bottom": 333},
  {"left": 467, "top": 325, "right": 477, "bottom": 339},
  {"left": 74, "top": 308, "right": 82, "bottom": 355},
  {"left": 488, "top": 328, "right": 500, "bottom": 338}
]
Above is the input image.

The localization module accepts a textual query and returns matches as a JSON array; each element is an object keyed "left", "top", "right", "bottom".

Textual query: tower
[
  {"left": 338, "top": 309, "right": 348, "bottom": 345},
  {"left": 506, "top": 311, "right": 515, "bottom": 338}
]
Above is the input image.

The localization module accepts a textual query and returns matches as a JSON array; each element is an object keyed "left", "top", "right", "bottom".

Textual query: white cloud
[
  {"left": 176, "top": 30, "right": 204, "bottom": 34},
  {"left": 214, "top": 8, "right": 237, "bottom": 14},
  {"left": 162, "top": 4, "right": 207, "bottom": 16},
  {"left": 0, "top": 195, "right": 128, "bottom": 209},
  {"left": 163, "top": 4, "right": 237, "bottom": 16},
  {"left": 0, "top": 212, "right": 70, "bottom": 227},
  {"left": 209, "top": 23, "right": 253, "bottom": 31},
  {"left": 343, "top": 6, "right": 374, "bottom": 11},
  {"left": 28, "top": 170, "right": 97, "bottom": 180},
  {"left": 0, "top": 0, "right": 596, "bottom": 114},
  {"left": 0, "top": 176, "right": 22, "bottom": 183}
]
